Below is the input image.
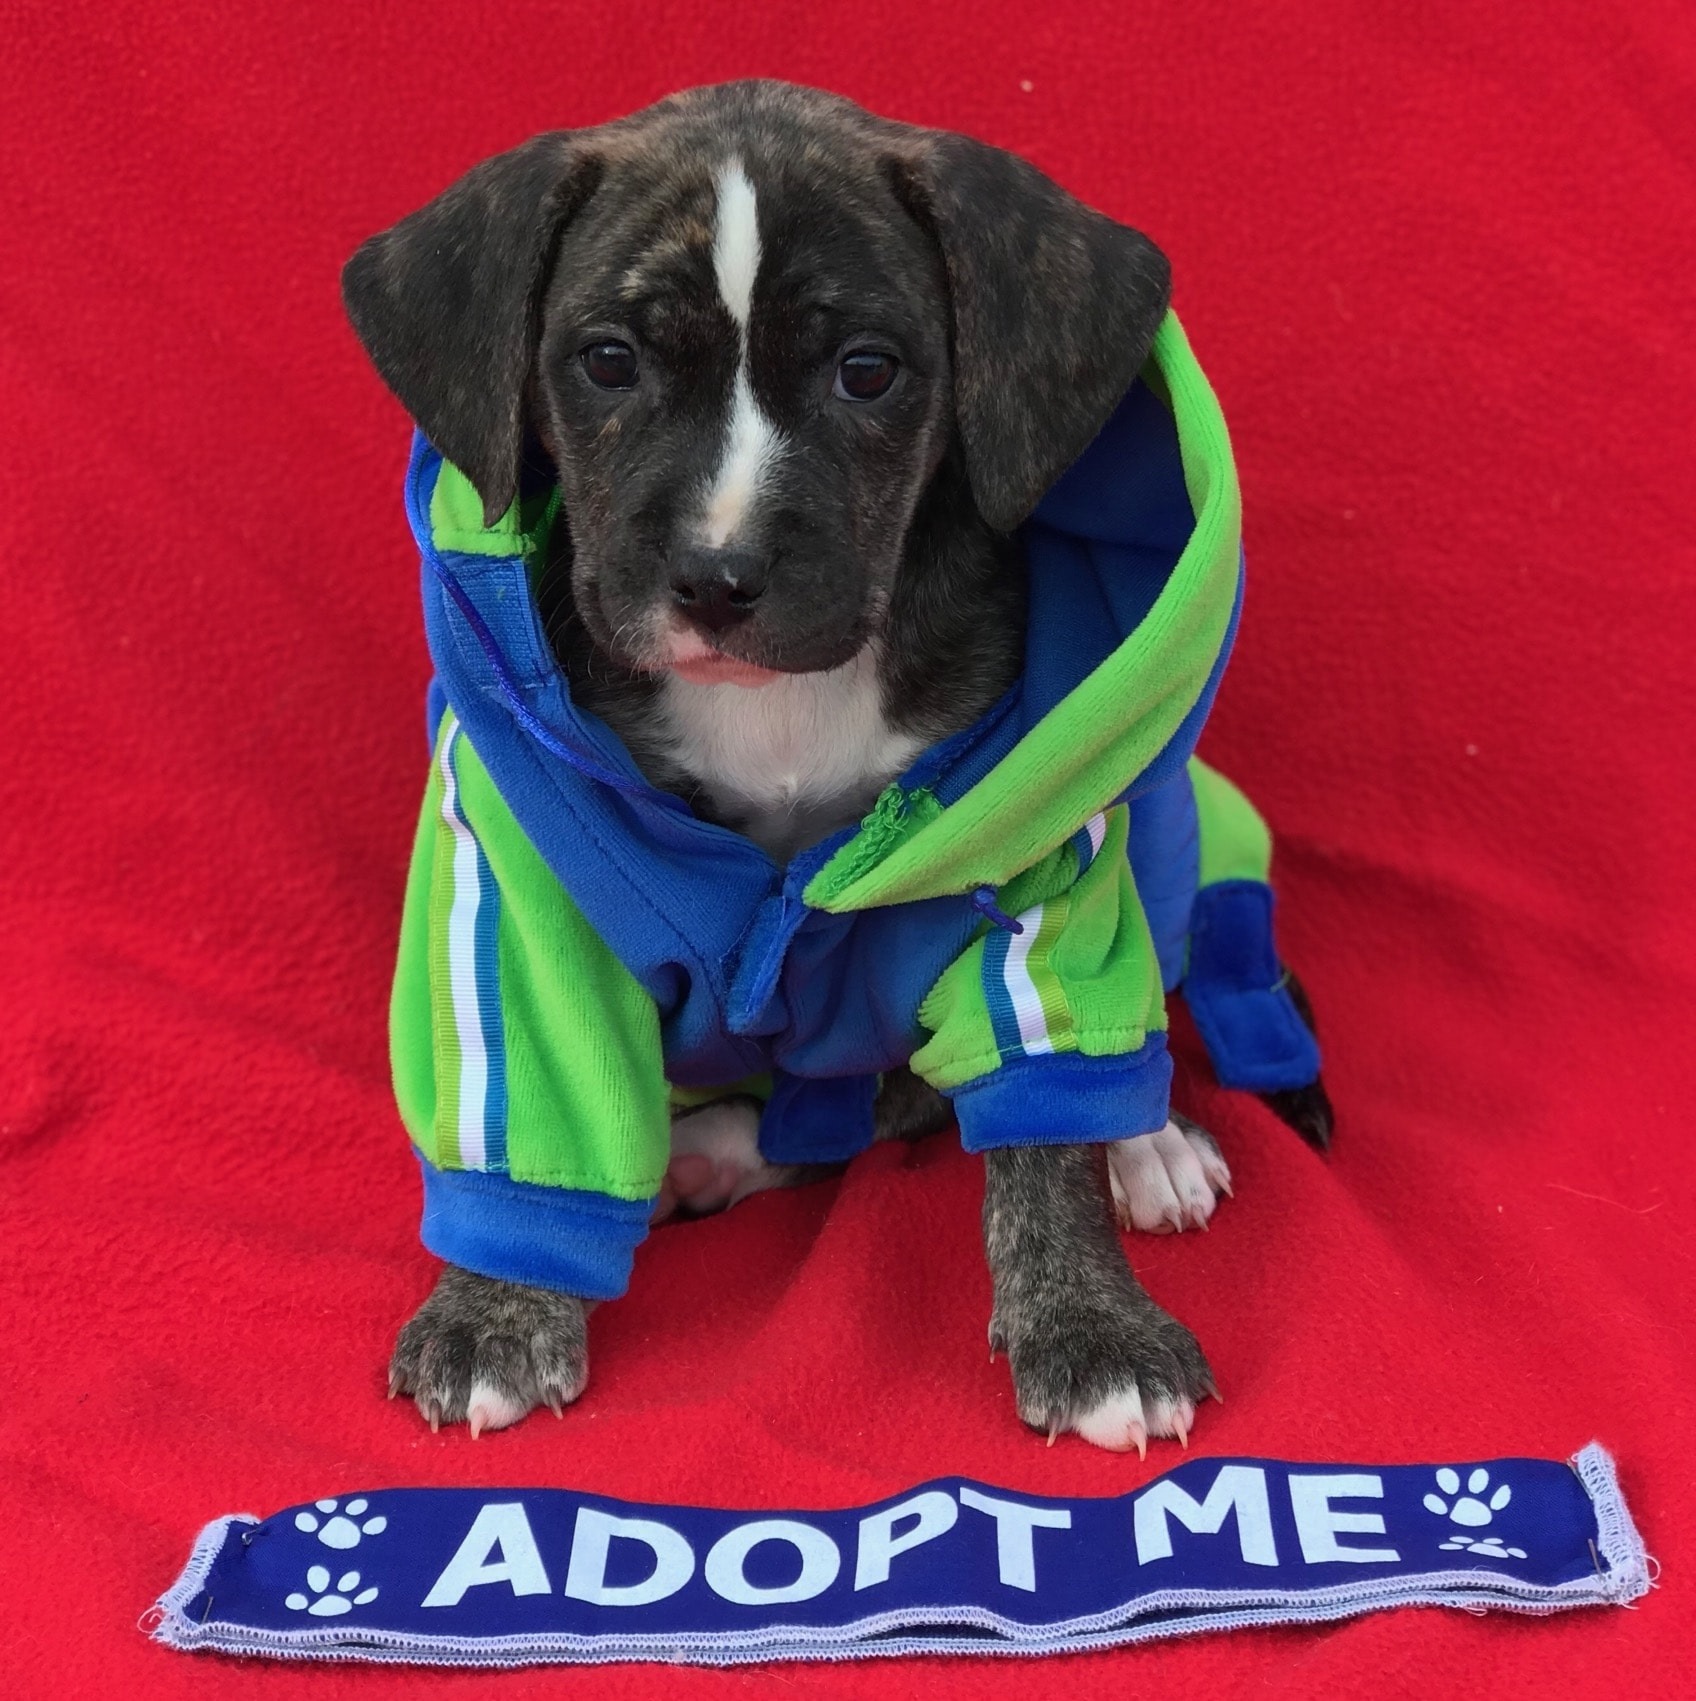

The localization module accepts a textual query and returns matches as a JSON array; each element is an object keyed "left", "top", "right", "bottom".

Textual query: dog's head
[{"left": 344, "top": 82, "right": 1170, "bottom": 685}]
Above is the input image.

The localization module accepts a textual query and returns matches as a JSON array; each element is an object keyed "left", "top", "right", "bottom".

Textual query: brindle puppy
[{"left": 346, "top": 80, "right": 1325, "bottom": 1453}]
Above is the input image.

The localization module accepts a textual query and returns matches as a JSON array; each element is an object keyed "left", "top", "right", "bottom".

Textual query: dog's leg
[
  {"left": 984, "top": 1142, "right": 1215, "bottom": 1452},
  {"left": 1106, "top": 1114, "right": 1233, "bottom": 1234},
  {"left": 389, "top": 1264, "right": 589, "bottom": 1436},
  {"left": 1257, "top": 970, "right": 1335, "bottom": 1150},
  {"left": 872, "top": 1066, "right": 955, "bottom": 1143}
]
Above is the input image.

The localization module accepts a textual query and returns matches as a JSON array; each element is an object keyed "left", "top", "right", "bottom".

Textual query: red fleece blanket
[{"left": 4, "top": 3, "right": 1693, "bottom": 1695}]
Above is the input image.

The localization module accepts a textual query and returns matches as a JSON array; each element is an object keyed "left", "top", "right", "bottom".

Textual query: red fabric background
[{"left": 3, "top": 2, "right": 1693, "bottom": 1695}]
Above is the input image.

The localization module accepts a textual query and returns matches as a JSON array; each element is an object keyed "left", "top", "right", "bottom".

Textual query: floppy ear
[
  {"left": 341, "top": 133, "right": 603, "bottom": 525},
  {"left": 892, "top": 136, "right": 1171, "bottom": 532}
]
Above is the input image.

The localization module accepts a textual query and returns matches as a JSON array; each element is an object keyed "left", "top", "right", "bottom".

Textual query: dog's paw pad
[
  {"left": 1107, "top": 1121, "right": 1231, "bottom": 1234},
  {"left": 284, "top": 1566, "right": 379, "bottom": 1616},
  {"left": 293, "top": 1498, "right": 387, "bottom": 1549}
]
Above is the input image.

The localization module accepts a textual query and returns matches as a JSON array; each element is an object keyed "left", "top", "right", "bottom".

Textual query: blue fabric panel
[
  {"left": 1183, "top": 881, "right": 1322, "bottom": 1093},
  {"left": 756, "top": 1071, "right": 880, "bottom": 1166},
  {"left": 152, "top": 1447, "right": 1649, "bottom": 1664},
  {"left": 1034, "top": 378, "right": 1201, "bottom": 551},
  {"left": 416, "top": 1157, "right": 653, "bottom": 1301},
  {"left": 1128, "top": 769, "right": 1201, "bottom": 992},
  {"left": 1018, "top": 381, "right": 1194, "bottom": 739},
  {"left": 720, "top": 885, "right": 985, "bottom": 1082},
  {"left": 424, "top": 676, "right": 448, "bottom": 749},
  {"left": 948, "top": 1039, "right": 1173, "bottom": 1151}
]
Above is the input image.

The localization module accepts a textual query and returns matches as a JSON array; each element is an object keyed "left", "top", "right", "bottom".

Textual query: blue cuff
[
  {"left": 757, "top": 1070, "right": 879, "bottom": 1165},
  {"left": 945, "top": 1038, "right": 1173, "bottom": 1153},
  {"left": 1183, "top": 879, "right": 1322, "bottom": 1093},
  {"left": 416, "top": 1156, "right": 654, "bottom": 1301}
]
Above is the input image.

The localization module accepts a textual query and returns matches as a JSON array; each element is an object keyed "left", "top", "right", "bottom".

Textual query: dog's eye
[
  {"left": 835, "top": 351, "right": 899, "bottom": 402},
  {"left": 581, "top": 341, "right": 640, "bottom": 390}
]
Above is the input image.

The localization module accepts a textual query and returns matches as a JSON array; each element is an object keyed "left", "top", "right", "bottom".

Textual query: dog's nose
[{"left": 668, "top": 547, "right": 768, "bottom": 633}]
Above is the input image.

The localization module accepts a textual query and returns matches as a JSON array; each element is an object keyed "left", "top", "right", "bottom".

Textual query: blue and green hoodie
[{"left": 390, "top": 312, "right": 1320, "bottom": 1299}]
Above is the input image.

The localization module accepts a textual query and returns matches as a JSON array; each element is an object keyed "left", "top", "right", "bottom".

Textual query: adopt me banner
[{"left": 147, "top": 1444, "right": 1649, "bottom": 1667}]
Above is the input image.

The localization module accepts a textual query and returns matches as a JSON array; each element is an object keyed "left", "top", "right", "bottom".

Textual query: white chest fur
[{"left": 656, "top": 648, "right": 925, "bottom": 862}]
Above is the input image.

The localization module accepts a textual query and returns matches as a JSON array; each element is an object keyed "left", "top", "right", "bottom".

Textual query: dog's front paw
[
  {"left": 994, "top": 1282, "right": 1215, "bottom": 1456},
  {"left": 389, "top": 1265, "right": 588, "bottom": 1436},
  {"left": 1106, "top": 1116, "right": 1232, "bottom": 1234}
]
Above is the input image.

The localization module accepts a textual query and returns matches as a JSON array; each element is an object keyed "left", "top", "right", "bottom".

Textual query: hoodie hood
[
  {"left": 414, "top": 311, "right": 1239, "bottom": 892},
  {"left": 405, "top": 309, "right": 1242, "bottom": 1085}
]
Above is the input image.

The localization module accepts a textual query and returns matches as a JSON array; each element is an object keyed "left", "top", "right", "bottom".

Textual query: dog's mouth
[
  {"left": 652, "top": 624, "right": 785, "bottom": 689},
  {"left": 666, "top": 651, "right": 785, "bottom": 689},
  {"left": 580, "top": 585, "right": 879, "bottom": 688},
  {"left": 647, "top": 611, "right": 882, "bottom": 689}
]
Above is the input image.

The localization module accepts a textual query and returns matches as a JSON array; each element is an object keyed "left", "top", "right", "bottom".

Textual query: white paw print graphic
[
  {"left": 1424, "top": 1467, "right": 1527, "bottom": 1560},
  {"left": 285, "top": 1565, "right": 378, "bottom": 1617},
  {"left": 1440, "top": 1533, "right": 1529, "bottom": 1560},
  {"left": 293, "top": 1497, "right": 387, "bottom": 1550}
]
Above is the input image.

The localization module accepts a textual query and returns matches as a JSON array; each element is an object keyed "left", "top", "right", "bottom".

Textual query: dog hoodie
[{"left": 388, "top": 311, "right": 1321, "bottom": 1298}]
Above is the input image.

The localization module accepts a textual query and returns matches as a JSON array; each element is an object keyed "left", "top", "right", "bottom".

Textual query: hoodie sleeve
[
  {"left": 908, "top": 805, "right": 1173, "bottom": 1150},
  {"left": 389, "top": 712, "right": 671, "bottom": 1298},
  {"left": 1181, "top": 757, "right": 1323, "bottom": 1093}
]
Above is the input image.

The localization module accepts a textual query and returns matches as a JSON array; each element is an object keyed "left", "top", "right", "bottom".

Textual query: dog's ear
[
  {"left": 892, "top": 136, "right": 1171, "bottom": 532},
  {"left": 342, "top": 134, "right": 603, "bottom": 525}
]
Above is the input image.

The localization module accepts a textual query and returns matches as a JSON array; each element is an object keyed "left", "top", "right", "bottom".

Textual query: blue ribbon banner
[{"left": 148, "top": 1444, "right": 1648, "bottom": 1667}]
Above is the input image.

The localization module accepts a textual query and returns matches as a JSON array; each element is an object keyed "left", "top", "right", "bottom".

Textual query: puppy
[{"left": 344, "top": 80, "right": 1330, "bottom": 1453}]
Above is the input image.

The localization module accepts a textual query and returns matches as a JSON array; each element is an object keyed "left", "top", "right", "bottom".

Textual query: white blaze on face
[{"left": 701, "top": 159, "right": 784, "bottom": 548}]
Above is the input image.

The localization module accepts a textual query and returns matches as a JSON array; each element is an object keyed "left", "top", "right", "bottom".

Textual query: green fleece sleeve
[
  {"left": 390, "top": 714, "right": 672, "bottom": 1200},
  {"left": 1189, "top": 755, "right": 1273, "bottom": 887},
  {"left": 908, "top": 807, "right": 1172, "bottom": 1147}
]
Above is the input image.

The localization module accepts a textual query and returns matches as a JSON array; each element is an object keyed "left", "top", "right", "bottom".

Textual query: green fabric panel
[
  {"left": 451, "top": 736, "right": 672, "bottom": 1200},
  {"left": 1038, "top": 806, "right": 1168, "bottom": 1051},
  {"left": 1026, "top": 893, "right": 1077, "bottom": 1052},
  {"left": 909, "top": 844, "right": 1074, "bottom": 1089},
  {"left": 1190, "top": 755, "right": 1273, "bottom": 887},
  {"left": 429, "top": 460, "right": 521, "bottom": 557},
  {"left": 428, "top": 458, "right": 561, "bottom": 565},
  {"left": 806, "top": 784, "right": 942, "bottom": 896},
  {"left": 910, "top": 807, "right": 1166, "bottom": 1092},
  {"left": 804, "top": 311, "right": 1241, "bottom": 914},
  {"left": 907, "top": 949, "right": 993, "bottom": 1089},
  {"left": 390, "top": 742, "right": 446, "bottom": 1164},
  {"left": 424, "top": 731, "right": 467, "bottom": 1168}
]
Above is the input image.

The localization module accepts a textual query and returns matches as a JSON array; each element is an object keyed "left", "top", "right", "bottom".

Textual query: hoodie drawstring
[{"left": 971, "top": 886, "right": 1025, "bottom": 934}]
